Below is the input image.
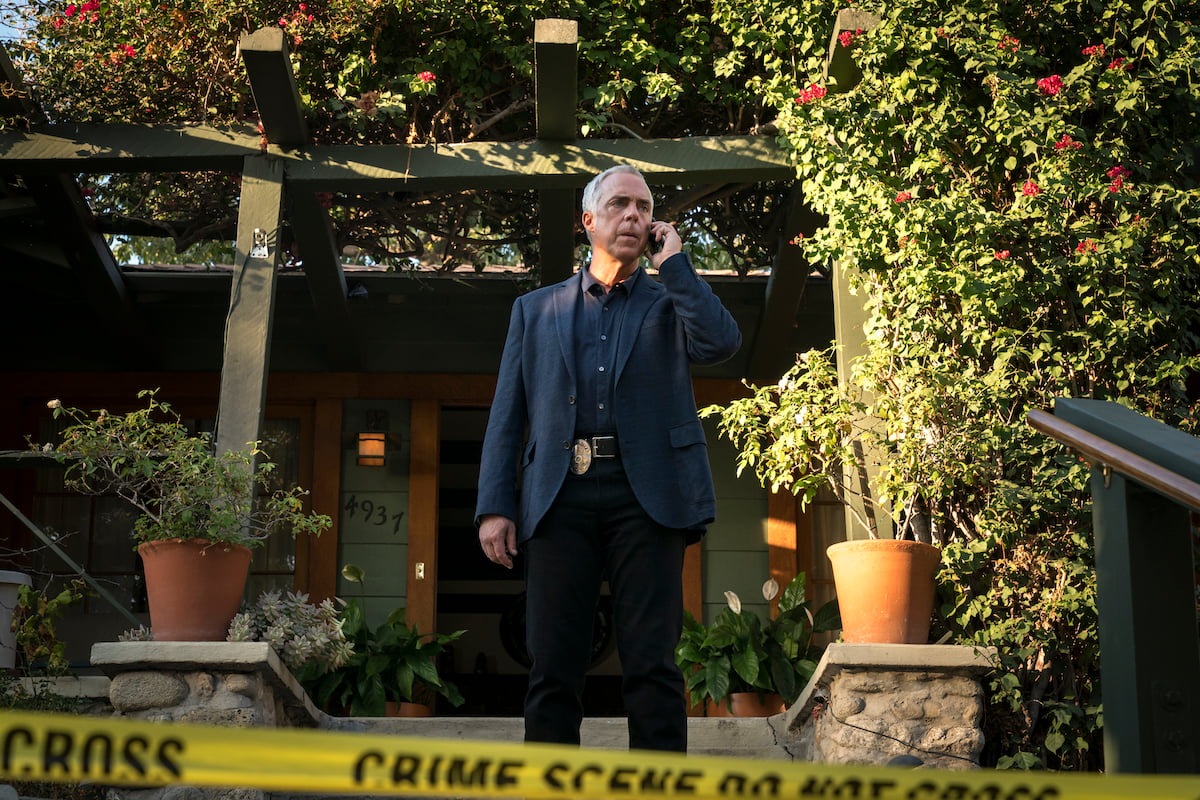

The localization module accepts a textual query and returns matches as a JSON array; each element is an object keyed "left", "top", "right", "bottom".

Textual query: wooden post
[
  {"left": 407, "top": 399, "right": 441, "bottom": 636},
  {"left": 216, "top": 155, "right": 284, "bottom": 457},
  {"left": 825, "top": 8, "right": 890, "bottom": 541},
  {"left": 534, "top": 18, "right": 579, "bottom": 286}
]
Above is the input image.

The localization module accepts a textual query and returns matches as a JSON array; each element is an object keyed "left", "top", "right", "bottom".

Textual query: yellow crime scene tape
[{"left": 1, "top": 709, "right": 1198, "bottom": 800}]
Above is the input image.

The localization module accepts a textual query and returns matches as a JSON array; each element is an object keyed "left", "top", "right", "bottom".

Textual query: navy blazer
[{"left": 475, "top": 253, "right": 742, "bottom": 542}]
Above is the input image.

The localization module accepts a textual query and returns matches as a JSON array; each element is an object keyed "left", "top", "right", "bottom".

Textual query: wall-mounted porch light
[
  {"left": 356, "top": 431, "right": 387, "bottom": 467},
  {"left": 356, "top": 409, "right": 390, "bottom": 467}
]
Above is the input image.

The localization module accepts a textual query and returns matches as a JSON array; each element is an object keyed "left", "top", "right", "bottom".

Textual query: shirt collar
[{"left": 581, "top": 264, "right": 641, "bottom": 296}]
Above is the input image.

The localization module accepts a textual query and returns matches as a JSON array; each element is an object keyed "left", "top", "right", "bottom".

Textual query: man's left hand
[{"left": 647, "top": 220, "right": 682, "bottom": 268}]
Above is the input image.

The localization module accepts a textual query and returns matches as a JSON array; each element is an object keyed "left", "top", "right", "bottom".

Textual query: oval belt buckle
[{"left": 570, "top": 438, "right": 593, "bottom": 475}]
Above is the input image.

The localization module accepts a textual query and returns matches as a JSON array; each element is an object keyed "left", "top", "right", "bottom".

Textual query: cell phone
[{"left": 648, "top": 223, "right": 663, "bottom": 254}]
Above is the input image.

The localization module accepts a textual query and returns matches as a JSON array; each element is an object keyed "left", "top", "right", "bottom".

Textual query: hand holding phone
[{"left": 648, "top": 222, "right": 663, "bottom": 254}]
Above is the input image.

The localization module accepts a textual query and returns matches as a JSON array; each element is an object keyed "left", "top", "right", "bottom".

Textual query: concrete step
[
  {"left": 276, "top": 715, "right": 793, "bottom": 800},
  {"left": 320, "top": 714, "right": 794, "bottom": 758}
]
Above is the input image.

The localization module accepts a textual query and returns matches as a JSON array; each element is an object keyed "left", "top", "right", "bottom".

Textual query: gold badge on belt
[{"left": 570, "top": 438, "right": 593, "bottom": 475}]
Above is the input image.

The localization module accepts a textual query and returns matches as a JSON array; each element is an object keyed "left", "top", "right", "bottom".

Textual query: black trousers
[{"left": 522, "top": 456, "right": 688, "bottom": 751}]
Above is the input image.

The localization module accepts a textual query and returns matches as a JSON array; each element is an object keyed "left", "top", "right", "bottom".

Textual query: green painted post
[
  {"left": 215, "top": 155, "right": 284, "bottom": 458},
  {"left": 825, "top": 8, "right": 889, "bottom": 541},
  {"left": 1055, "top": 398, "right": 1200, "bottom": 774}
]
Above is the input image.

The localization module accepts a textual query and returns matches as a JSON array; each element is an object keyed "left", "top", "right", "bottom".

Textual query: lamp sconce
[
  {"left": 354, "top": 409, "right": 396, "bottom": 467},
  {"left": 357, "top": 431, "right": 387, "bottom": 467}
]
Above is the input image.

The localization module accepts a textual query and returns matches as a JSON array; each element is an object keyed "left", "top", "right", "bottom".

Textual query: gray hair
[{"left": 580, "top": 165, "right": 653, "bottom": 217}]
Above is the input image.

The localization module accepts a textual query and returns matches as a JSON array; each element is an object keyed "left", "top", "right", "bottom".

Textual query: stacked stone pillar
[{"left": 785, "top": 643, "right": 996, "bottom": 769}]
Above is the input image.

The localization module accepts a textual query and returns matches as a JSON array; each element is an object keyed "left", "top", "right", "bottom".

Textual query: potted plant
[
  {"left": 296, "top": 597, "right": 465, "bottom": 717},
  {"left": 34, "top": 390, "right": 332, "bottom": 641},
  {"left": 703, "top": 353, "right": 942, "bottom": 644},
  {"left": 675, "top": 574, "right": 839, "bottom": 716}
]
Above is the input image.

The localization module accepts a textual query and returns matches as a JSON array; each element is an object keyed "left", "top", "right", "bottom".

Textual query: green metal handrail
[{"left": 1029, "top": 398, "right": 1200, "bottom": 775}]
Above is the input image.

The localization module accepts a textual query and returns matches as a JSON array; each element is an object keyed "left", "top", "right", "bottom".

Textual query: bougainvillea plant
[{"left": 707, "top": 0, "right": 1199, "bottom": 771}]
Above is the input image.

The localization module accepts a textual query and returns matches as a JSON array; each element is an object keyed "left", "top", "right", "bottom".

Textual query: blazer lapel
[
  {"left": 554, "top": 272, "right": 582, "bottom": 388},
  {"left": 613, "top": 268, "right": 661, "bottom": 381}
]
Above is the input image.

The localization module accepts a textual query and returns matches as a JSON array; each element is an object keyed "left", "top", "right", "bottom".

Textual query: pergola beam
[
  {"left": 0, "top": 48, "right": 144, "bottom": 347},
  {"left": 286, "top": 136, "right": 793, "bottom": 192},
  {"left": 534, "top": 18, "right": 580, "bottom": 285},
  {"left": 0, "top": 123, "right": 261, "bottom": 173},
  {"left": 746, "top": 187, "right": 825, "bottom": 379},
  {"left": 240, "top": 25, "right": 358, "bottom": 370},
  {"left": 534, "top": 19, "right": 578, "bottom": 142},
  {"left": 239, "top": 28, "right": 310, "bottom": 149},
  {"left": 0, "top": 127, "right": 792, "bottom": 187},
  {"left": 22, "top": 174, "right": 145, "bottom": 343},
  {"left": 289, "top": 189, "right": 363, "bottom": 370}
]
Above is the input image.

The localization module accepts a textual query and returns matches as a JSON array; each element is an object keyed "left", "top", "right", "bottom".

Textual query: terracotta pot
[
  {"left": 386, "top": 701, "right": 432, "bottom": 717},
  {"left": 826, "top": 539, "right": 941, "bottom": 644},
  {"left": 706, "top": 693, "right": 784, "bottom": 717},
  {"left": 138, "top": 538, "right": 252, "bottom": 641},
  {"left": 729, "top": 692, "right": 785, "bottom": 717}
]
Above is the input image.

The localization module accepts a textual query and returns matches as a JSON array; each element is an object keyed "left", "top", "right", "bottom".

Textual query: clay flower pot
[
  {"left": 385, "top": 701, "right": 432, "bottom": 717},
  {"left": 826, "top": 539, "right": 941, "bottom": 644},
  {"left": 138, "top": 538, "right": 252, "bottom": 641},
  {"left": 707, "top": 693, "right": 785, "bottom": 717}
]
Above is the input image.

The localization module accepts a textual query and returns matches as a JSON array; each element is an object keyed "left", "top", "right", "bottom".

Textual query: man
[{"left": 475, "top": 164, "right": 741, "bottom": 752}]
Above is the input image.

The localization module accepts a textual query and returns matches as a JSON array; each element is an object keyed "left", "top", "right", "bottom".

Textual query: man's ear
[{"left": 581, "top": 211, "right": 594, "bottom": 233}]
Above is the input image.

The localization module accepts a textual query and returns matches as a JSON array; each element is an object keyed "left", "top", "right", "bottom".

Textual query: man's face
[{"left": 583, "top": 172, "right": 653, "bottom": 266}]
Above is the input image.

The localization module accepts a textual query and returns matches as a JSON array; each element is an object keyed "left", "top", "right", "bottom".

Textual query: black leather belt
[{"left": 570, "top": 435, "right": 619, "bottom": 475}]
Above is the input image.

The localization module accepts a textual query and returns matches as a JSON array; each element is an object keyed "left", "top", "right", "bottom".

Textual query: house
[{"left": 0, "top": 20, "right": 845, "bottom": 716}]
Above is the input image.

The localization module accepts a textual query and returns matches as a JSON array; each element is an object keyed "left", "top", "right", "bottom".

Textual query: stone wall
[
  {"left": 82, "top": 640, "right": 996, "bottom": 800},
  {"left": 93, "top": 642, "right": 323, "bottom": 730},
  {"left": 785, "top": 643, "right": 995, "bottom": 769},
  {"left": 91, "top": 641, "right": 325, "bottom": 800}
]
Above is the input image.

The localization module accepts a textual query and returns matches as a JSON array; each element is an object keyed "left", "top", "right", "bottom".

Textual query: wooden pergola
[
  {"left": 0, "top": 12, "right": 882, "bottom": 642},
  {"left": 0, "top": 18, "right": 826, "bottom": 462}
]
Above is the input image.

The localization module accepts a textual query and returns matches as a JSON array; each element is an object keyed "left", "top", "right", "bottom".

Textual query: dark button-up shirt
[{"left": 573, "top": 265, "right": 641, "bottom": 434}]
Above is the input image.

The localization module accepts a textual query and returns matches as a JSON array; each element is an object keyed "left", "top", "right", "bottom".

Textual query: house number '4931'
[{"left": 343, "top": 494, "right": 405, "bottom": 535}]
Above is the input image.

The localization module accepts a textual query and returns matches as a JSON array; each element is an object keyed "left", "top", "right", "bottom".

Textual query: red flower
[
  {"left": 65, "top": 4, "right": 77, "bottom": 16},
  {"left": 1107, "top": 57, "right": 1132, "bottom": 70},
  {"left": 995, "top": 250, "right": 1010, "bottom": 260},
  {"left": 1022, "top": 181, "right": 1041, "bottom": 196},
  {"left": 418, "top": 70, "right": 436, "bottom": 83},
  {"left": 1054, "top": 134, "right": 1082, "bottom": 150},
  {"left": 1106, "top": 165, "right": 1131, "bottom": 180},
  {"left": 52, "top": 16, "right": 65, "bottom": 28},
  {"left": 1076, "top": 240, "right": 1096, "bottom": 254},
  {"left": 1082, "top": 44, "right": 1106, "bottom": 57},
  {"left": 298, "top": 2, "right": 307, "bottom": 9},
  {"left": 796, "top": 83, "right": 827, "bottom": 104},
  {"left": 1037, "top": 75, "right": 1064, "bottom": 95},
  {"left": 894, "top": 191, "right": 913, "bottom": 203},
  {"left": 81, "top": 0, "right": 99, "bottom": 10},
  {"left": 121, "top": 44, "right": 136, "bottom": 58},
  {"left": 998, "top": 35, "right": 1019, "bottom": 53},
  {"left": 838, "top": 28, "right": 863, "bottom": 48},
  {"left": 789, "top": 234, "right": 804, "bottom": 245}
]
